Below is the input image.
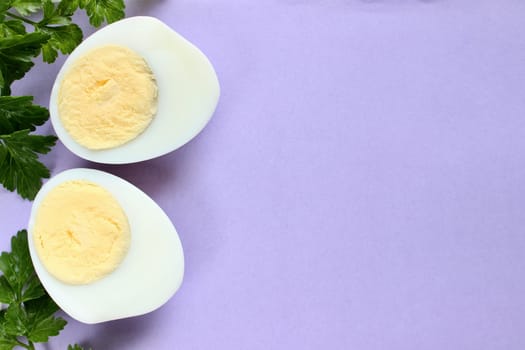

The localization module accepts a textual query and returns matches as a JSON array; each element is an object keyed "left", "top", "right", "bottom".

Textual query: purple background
[{"left": 1, "top": 0, "right": 525, "bottom": 348}]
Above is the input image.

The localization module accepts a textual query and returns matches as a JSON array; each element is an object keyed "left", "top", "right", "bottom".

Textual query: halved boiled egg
[
  {"left": 27, "top": 168, "right": 184, "bottom": 324},
  {"left": 49, "top": 16, "right": 220, "bottom": 164}
]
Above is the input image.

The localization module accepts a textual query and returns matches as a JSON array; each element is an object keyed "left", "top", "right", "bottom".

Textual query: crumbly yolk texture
[
  {"left": 34, "top": 180, "right": 131, "bottom": 285},
  {"left": 58, "top": 45, "right": 158, "bottom": 150}
]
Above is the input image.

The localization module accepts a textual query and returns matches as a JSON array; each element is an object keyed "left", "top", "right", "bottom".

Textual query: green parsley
[
  {"left": 0, "top": 0, "right": 125, "bottom": 200},
  {"left": 0, "top": 230, "right": 67, "bottom": 349},
  {"left": 0, "top": 32, "right": 50, "bottom": 96},
  {"left": 0, "top": 129, "right": 57, "bottom": 200},
  {"left": 0, "top": 96, "right": 49, "bottom": 133}
]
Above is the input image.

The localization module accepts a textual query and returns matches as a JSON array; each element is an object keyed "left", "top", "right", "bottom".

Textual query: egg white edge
[
  {"left": 49, "top": 16, "right": 220, "bottom": 164},
  {"left": 27, "top": 168, "right": 185, "bottom": 324}
]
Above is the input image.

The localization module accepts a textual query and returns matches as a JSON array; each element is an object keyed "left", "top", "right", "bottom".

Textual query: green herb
[
  {"left": 0, "top": 129, "right": 57, "bottom": 200},
  {"left": 0, "top": 96, "right": 56, "bottom": 201},
  {"left": 0, "top": 96, "right": 50, "bottom": 134},
  {"left": 0, "top": 0, "right": 126, "bottom": 200},
  {"left": 81, "top": 0, "right": 126, "bottom": 27},
  {"left": 0, "top": 230, "right": 67, "bottom": 349},
  {"left": 68, "top": 344, "right": 91, "bottom": 350},
  {"left": 0, "top": 32, "right": 50, "bottom": 96}
]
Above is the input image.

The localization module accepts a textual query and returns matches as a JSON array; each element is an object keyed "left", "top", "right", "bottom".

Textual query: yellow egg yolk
[
  {"left": 34, "top": 180, "right": 131, "bottom": 285},
  {"left": 58, "top": 45, "right": 158, "bottom": 150}
]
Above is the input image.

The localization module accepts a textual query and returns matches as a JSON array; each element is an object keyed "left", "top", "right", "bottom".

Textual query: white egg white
[
  {"left": 27, "top": 168, "right": 184, "bottom": 324},
  {"left": 49, "top": 16, "right": 220, "bottom": 164}
]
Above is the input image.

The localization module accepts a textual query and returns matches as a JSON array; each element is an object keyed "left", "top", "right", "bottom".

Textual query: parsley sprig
[
  {"left": 0, "top": 0, "right": 125, "bottom": 200},
  {"left": 0, "top": 230, "right": 65, "bottom": 349}
]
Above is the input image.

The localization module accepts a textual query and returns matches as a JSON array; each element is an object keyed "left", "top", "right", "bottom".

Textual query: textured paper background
[{"left": 1, "top": 1, "right": 525, "bottom": 348}]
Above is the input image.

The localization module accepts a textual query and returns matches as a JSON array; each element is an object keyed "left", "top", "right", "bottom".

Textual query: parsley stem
[
  {"left": 27, "top": 340, "right": 35, "bottom": 350},
  {"left": 15, "top": 339, "right": 30, "bottom": 349},
  {"left": 5, "top": 12, "right": 38, "bottom": 26}
]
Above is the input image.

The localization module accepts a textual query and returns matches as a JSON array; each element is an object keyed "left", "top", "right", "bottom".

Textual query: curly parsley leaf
[
  {"left": 0, "top": 130, "right": 56, "bottom": 200},
  {"left": 0, "top": 96, "right": 49, "bottom": 134},
  {"left": 0, "top": 32, "right": 50, "bottom": 95},
  {"left": 80, "top": 0, "right": 125, "bottom": 27}
]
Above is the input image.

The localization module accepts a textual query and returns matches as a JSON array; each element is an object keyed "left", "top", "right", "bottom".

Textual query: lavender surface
[{"left": 1, "top": 1, "right": 525, "bottom": 349}]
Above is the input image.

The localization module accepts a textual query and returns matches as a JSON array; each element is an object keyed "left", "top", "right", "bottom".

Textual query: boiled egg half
[
  {"left": 27, "top": 168, "right": 184, "bottom": 324},
  {"left": 49, "top": 16, "right": 220, "bottom": 164}
]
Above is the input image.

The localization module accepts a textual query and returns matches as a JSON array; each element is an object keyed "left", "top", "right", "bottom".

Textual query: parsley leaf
[
  {"left": 0, "top": 311, "right": 19, "bottom": 350},
  {"left": 25, "top": 296, "right": 67, "bottom": 342},
  {"left": 0, "top": 277, "right": 15, "bottom": 304},
  {"left": 4, "top": 297, "right": 67, "bottom": 343},
  {"left": 11, "top": 0, "right": 42, "bottom": 16},
  {"left": 0, "top": 3, "right": 10, "bottom": 22},
  {"left": 0, "top": 32, "right": 50, "bottom": 95},
  {"left": 0, "top": 20, "right": 27, "bottom": 38},
  {"left": 38, "top": 0, "right": 83, "bottom": 63},
  {"left": 80, "top": 0, "right": 125, "bottom": 27},
  {"left": 0, "top": 230, "right": 45, "bottom": 303},
  {"left": 41, "top": 0, "right": 73, "bottom": 25},
  {"left": 58, "top": 0, "right": 81, "bottom": 16},
  {"left": 21, "top": 272, "right": 46, "bottom": 303},
  {"left": 0, "top": 338, "right": 18, "bottom": 350},
  {"left": 0, "top": 96, "right": 49, "bottom": 134},
  {"left": 39, "top": 23, "right": 83, "bottom": 63},
  {"left": 0, "top": 230, "right": 68, "bottom": 348},
  {"left": 4, "top": 303, "right": 29, "bottom": 336},
  {"left": 0, "top": 130, "right": 56, "bottom": 200},
  {"left": 68, "top": 344, "right": 90, "bottom": 350},
  {"left": 0, "top": 230, "right": 33, "bottom": 293}
]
